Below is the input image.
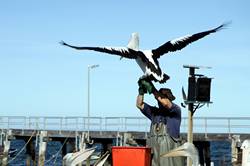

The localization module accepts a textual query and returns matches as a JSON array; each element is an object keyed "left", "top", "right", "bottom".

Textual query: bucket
[{"left": 112, "top": 146, "right": 151, "bottom": 166}]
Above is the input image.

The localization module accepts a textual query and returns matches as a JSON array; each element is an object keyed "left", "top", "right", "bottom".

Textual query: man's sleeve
[{"left": 140, "top": 103, "right": 154, "bottom": 120}]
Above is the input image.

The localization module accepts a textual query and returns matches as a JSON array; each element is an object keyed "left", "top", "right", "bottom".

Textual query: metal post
[
  {"left": 29, "top": 117, "right": 31, "bottom": 129},
  {"left": 105, "top": 117, "right": 107, "bottom": 131},
  {"left": 43, "top": 118, "right": 46, "bottom": 130},
  {"left": 228, "top": 118, "right": 231, "bottom": 138},
  {"left": 87, "top": 66, "right": 90, "bottom": 142},
  {"left": 23, "top": 117, "right": 26, "bottom": 135},
  {"left": 36, "top": 117, "right": 39, "bottom": 130},
  {"left": 205, "top": 118, "right": 208, "bottom": 139},
  {"left": 87, "top": 64, "right": 99, "bottom": 142},
  {"left": 187, "top": 67, "right": 195, "bottom": 166},
  {"left": 99, "top": 118, "right": 102, "bottom": 135},
  {"left": 187, "top": 67, "right": 195, "bottom": 143},
  {"left": 86, "top": 64, "right": 99, "bottom": 166},
  {"left": 183, "top": 65, "right": 212, "bottom": 166},
  {"left": 7, "top": 117, "right": 9, "bottom": 129},
  {"left": 59, "top": 117, "right": 62, "bottom": 135}
]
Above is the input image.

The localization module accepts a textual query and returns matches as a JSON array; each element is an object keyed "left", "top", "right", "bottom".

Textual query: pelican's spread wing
[
  {"left": 152, "top": 23, "right": 229, "bottom": 58},
  {"left": 60, "top": 41, "right": 138, "bottom": 59}
]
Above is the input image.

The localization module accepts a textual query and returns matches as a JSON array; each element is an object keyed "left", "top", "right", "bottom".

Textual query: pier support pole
[
  {"left": 26, "top": 138, "right": 36, "bottom": 166},
  {"left": 62, "top": 139, "right": 68, "bottom": 157},
  {"left": 38, "top": 131, "right": 48, "bottom": 166},
  {"left": 76, "top": 132, "right": 87, "bottom": 166},
  {"left": 2, "top": 130, "right": 12, "bottom": 166},
  {"left": 231, "top": 135, "right": 241, "bottom": 164},
  {"left": 0, "top": 130, "right": 3, "bottom": 165}
]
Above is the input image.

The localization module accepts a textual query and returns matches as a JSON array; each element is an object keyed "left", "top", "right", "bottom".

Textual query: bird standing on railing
[{"left": 60, "top": 23, "right": 229, "bottom": 83}]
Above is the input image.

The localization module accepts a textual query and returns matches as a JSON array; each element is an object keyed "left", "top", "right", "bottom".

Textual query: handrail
[{"left": 0, "top": 116, "right": 250, "bottom": 135}]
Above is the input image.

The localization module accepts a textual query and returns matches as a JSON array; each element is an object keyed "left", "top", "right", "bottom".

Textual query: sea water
[
  {"left": 210, "top": 141, "right": 232, "bottom": 166},
  {"left": 7, "top": 140, "right": 231, "bottom": 166}
]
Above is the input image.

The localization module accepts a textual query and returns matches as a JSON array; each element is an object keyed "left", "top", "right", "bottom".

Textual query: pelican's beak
[
  {"left": 161, "top": 143, "right": 199, "bottom": 166},
  {"left": 161, "top": 144, "right": 189, "bottom": 158}
]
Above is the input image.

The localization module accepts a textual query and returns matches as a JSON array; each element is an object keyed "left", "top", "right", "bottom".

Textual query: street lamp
[{"left": 87, "top": 64, "right": 99, "bottom": 142}]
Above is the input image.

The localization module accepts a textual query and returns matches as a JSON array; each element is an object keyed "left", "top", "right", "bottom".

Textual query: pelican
[
  {"left": 63, "top": 147, "right": 95, "bottom": 166},
  {"left": 161, "top": 142, "right": 199, "bottom": 166},
  {"left": 60, "top": 23, "right": 228, "bottom": 83}
]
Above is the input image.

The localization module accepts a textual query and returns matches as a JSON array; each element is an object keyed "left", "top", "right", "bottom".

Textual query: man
[{"left": 136, "top": 79, "right": 184, "bottom": 166}]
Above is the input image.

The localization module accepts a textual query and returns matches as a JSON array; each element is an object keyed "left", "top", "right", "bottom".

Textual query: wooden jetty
[{"left": 1, "top": 116, "right": 250, "bottom": 165}]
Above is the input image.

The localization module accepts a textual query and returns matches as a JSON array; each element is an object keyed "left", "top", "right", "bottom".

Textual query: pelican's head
[
  {"left": 127, "top": 32, "right": 139, "bottom": 51},
  {"left": 161, "top": 142, "right": 199, "bottom": 166}
]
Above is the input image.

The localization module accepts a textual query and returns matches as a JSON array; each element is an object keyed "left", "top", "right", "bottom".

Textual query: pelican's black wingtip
[
  {"left": 215, "top": 21, "right": 232, "bottom": 31},
  {"left": 158, "top": 74, "right": 170, "bottom": 84},
  {"left": 59, "top": 40, "right": 66, "bottom": 46}
]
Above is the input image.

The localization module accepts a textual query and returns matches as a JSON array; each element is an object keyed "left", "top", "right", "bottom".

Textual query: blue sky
[{"left": 0, "top": 0, "right": 249, "bottom": 118}]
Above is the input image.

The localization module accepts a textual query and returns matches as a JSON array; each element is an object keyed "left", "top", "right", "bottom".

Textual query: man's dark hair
[{"left": 159, "top": 88, "right": 176, "bottom": 101}]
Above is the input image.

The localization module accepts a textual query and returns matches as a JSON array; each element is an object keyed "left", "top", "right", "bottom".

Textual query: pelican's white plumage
[{"left": 60, "top": 23, "right": 228, "bottom": 83}]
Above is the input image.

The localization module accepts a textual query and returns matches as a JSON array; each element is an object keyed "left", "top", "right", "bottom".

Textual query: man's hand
[
  {"left": 138, "top": 78, "right": 156, "bottom": 94},
  {"left": 138, "top": 78, "right": 147, "bottom": 95},
  {"left": 146, "top": 81, "right": 156, "bottom": 94},
  {"left": 138, "top": 86, "right": 147, "bottom": 95}
]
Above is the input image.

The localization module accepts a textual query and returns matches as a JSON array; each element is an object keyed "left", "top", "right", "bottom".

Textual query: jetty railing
[{"left": 0, "top": 116, "right": 249, "bottom": 136}]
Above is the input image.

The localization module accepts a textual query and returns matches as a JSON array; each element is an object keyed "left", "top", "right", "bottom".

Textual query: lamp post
[{"left": 87, "top": 64, "right": 99, "bottom": 142}]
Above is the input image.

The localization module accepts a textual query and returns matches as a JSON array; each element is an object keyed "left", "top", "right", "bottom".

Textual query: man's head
[{"left": 159, "top": 88, "right": 176, "bottom": 101}]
